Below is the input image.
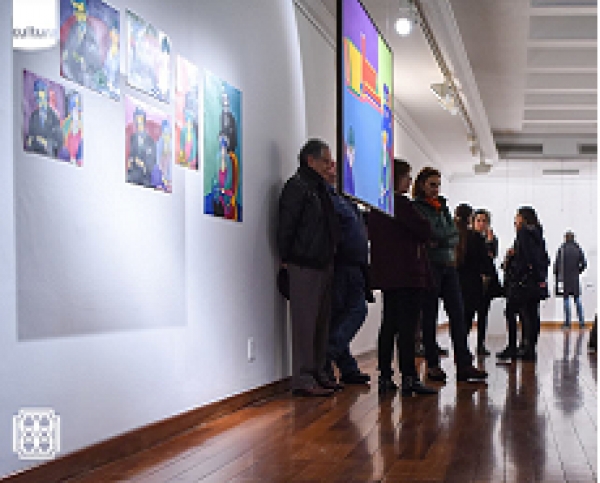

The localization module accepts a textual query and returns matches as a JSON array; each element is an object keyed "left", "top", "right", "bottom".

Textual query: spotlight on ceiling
[
  {"left": 474, "top": 154, "right": 492, "bottom": 175},
  {"left": 430, "top": 81, "right": 458, "bottom": 115},
  {"left": 395, "top": 17, "right": 412, "bottom": 36},
  {"left": 395, "top": 0, "right": 415, "bottom": 37}
]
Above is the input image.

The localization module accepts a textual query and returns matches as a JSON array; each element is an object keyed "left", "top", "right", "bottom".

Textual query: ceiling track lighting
[{"left": 430, "top": 80, "right": 458, "bottom": 115}]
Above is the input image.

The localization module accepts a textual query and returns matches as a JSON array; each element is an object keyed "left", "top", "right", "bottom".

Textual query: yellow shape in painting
[{"left": 344, "top": 37, "right": 362, "bottom": 96}]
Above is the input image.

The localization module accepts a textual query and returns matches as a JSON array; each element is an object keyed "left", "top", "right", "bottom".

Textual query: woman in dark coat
[
  {"left": 454, "top": 204, "right": 495, "bottom": 356},
  {"left": 508, "top": 206, "right": 550, "bottom": 361},
  {"left": 369, "top": 159, "right": 436, "bottom": 396}
]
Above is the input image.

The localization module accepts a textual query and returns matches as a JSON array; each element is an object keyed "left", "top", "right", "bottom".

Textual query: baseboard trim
[
  {"left": 3, "top": 377, "right": 291, "bottom": 483},
  {"left": 438, "top": 321, "right": 594, "bottom": 330}
]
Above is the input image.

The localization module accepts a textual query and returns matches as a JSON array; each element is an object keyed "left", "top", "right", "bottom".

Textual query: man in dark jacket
[
  {"left": 323, "top": 164, "right": 370, "bottom": 386},
  {"left": 554, "top": 231, "right": 587, "bottom": 329},
  {"left": 277, "top": 139, "right": 340, "bottom": 396}
]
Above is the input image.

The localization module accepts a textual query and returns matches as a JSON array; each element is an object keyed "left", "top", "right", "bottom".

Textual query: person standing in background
[
  {"left": 554, "top": 231, "right": 587, "bottom": 329},
  {"left": 472, "top": 209, "right": 502, "bottom": 356}
]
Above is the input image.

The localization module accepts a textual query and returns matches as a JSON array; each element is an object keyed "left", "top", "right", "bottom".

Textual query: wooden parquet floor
[{"left": 67, "top": 329, "right": 597, "bottom": 483}]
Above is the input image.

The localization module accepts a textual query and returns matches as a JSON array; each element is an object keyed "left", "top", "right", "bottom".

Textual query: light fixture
[
  {"left": 395, "top": 0, "right": 415, "bottom": 37},
  {"left": 430, "top": 81, "right": 458, "bottom": 115},
  {"left": 474, "top": 153, "right": 492, "bottom": 174}
]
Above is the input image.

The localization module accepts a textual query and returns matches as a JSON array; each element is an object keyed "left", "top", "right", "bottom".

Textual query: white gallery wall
[{"left": 2, "top": 0, "right": 307, "bottom": 476}]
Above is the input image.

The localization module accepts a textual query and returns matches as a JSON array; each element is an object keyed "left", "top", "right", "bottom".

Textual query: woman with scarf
[{"left": 412, "top": 167, "right": 487, "bottom": 382}]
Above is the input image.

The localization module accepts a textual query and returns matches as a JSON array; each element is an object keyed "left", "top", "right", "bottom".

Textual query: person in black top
[
  {"left": 472, "top": 209, "right": 502, "bottom": 355},
  {"left": 277, "top": 139, "right": 340, "bottom": 396},
  {"left": 509, "top": 206, "right": 550, "bottom": 361},
  {"left": 455, "top": 204, "right": 495, "bottom": 356},
  {"left": 554, "top": 231, "right": 587, "bottom": 329}
]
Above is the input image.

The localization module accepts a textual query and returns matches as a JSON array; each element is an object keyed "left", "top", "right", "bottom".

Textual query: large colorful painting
[
  {"left": 203, "top": 71, "right": 243, "bottom": 222},
  {"left": 339, "top": 0, "right": 393, "bottom": 215},
  {"left": 175, "top": 56, "right": 199, "bottom": 170},
  {"left": 125, "top": 95, "right": 172, "bottom": 192},
  {"left": 126, "top": 10, "right": 171, "bottom": 103},
  {"left": 60, "top": 0, "right": 120, "bottom": 100},
  {"left": 23, "top": 70, "right": 84, "bottom": 166}
]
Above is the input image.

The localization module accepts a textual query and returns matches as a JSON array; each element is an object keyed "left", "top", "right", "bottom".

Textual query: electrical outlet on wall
[{"left": 247, "top": 337, "right": 255, "bottom": 362}]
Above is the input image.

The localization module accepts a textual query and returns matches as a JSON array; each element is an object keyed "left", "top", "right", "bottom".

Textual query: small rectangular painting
[
  {"left": 60, "top": 0, "right": 121, "bottom": 100},
  {"left": 203, "top": 71, "right": 243, "bottom": 222},
  {"left": 23, "top": 70, "right": 84, "bottom": 166},
  {"left": 175, "top": 56, "right": 199, "bottom": 170},
  {"left": 126, "top": 10, "right": 171, "bottom": 103},
  {"left": 125, "top": 95, "right": 172, "bottom": 192}
]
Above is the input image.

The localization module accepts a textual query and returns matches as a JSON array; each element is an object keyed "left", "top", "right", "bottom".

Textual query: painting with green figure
[{"left": 203, "top": 70, "right": 243, "bottom": 222}]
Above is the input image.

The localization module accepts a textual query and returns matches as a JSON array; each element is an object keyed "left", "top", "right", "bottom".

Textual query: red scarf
[{"left": 425, "top": 197, "right": 442, "bottom": 212}]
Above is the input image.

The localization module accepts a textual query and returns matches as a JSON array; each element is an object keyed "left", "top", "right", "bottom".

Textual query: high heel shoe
[{"left": 401, "top": 376, "right": 437, "bottom": 396}]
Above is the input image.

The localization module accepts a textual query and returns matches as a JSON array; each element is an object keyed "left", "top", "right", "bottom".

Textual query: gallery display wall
[{"left": 2, "top": 0, "right": 308, "bottom": 475}]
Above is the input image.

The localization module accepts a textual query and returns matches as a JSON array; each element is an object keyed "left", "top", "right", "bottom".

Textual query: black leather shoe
[
  {"left": 378, "top": 378, "right": 398, "bottom": 395},
  {"left": 292, "top": 385, "right": 334, "bottom": 397},
  {"left": 477, "top": 346, "right": 491, "bottom": 357},
  {"left": 426, "top": 366, "right": 447, "bottom": 382},
  {"left": 341, "top": 371, "right": 371, "bottom": 385},
  {"left": 496, "top": 347, "right": 517, "bottom": 360},
  {"left": 402, "top": 376, "right": 437, "bottom": 396},
  {"left": 457, "top": 365, "right": 488, "bottom": 382},
  {"left": 437, "top": 346, "right": 449, "bottom": 357},
  {"left": 518, "top": 350, "right": 537, "bottom": 362}
]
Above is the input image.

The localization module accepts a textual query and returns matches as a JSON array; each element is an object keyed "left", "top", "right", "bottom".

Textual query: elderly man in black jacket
[{"left": 277, "top": 139, "right": 340, "bottom": 397}]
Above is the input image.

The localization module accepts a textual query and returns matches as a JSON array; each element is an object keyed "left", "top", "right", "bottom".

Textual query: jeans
[
  {"left": 563, "top": 295, "right": 585, "bottom": 327},
  {"left": 422, "top": 264, "right": 473, "bottom": 369},
  {"left": 327, "top": 265, "right": 367, "bottom": 377}
]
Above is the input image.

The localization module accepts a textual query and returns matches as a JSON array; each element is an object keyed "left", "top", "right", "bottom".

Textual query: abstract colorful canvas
[
  {"left": 175, "top": 56, "right": 199, "bottom": 170},
  {"left": 60, "top": 0, "right": 120, "bottom": 100},
  {"left": 203, "top": 71, "right": 243, "bottom": 222},
  {"left": 23, "top": 70, "right": 84, "bottom": 166},
  {"left": 126, "top": 10, "right": 171, "bottom": 103},
  {"left": 125, "top": 95, "right": 172, "bottom": 192},
  {"left": 340, "top": 0, "right": 393, "bottom": 215}
]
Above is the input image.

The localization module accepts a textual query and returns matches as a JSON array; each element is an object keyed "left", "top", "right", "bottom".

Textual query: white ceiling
[{"left": 318, "top": 0, "right": 597, "bottom": 177}]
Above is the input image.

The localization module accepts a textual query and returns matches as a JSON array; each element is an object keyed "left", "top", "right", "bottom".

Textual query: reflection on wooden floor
[{"left": 69, "top": 329, "right": 597, "bottom": 483}]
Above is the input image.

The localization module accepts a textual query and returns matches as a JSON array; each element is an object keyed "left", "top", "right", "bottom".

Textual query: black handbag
[{"left": 507, "top": 268, "right": 546, "bottom": 305}]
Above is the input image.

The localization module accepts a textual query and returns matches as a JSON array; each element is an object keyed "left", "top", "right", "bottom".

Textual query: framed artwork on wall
[
  {"left": 125, "top": 95, "right": 172, "bottom": 192},
  {"left": 203, "top": 71, "right": 243, "bottom": 222},
  {"left": 60, "top": 0, "right": 121, "bottom": 100},
  {"left": 126, "top": 10, "right": 171, "bottom": 103},
  {"left": 23, "top": 70, "right": 83, "bottom": 166},
  {"left": 175, "top": 56, "right": 199, "bottom": 170}
]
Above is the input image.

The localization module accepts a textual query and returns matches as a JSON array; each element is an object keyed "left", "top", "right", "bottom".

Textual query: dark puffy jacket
[
  {"left": 277, "top": 165, "right": 339, "bottom": 269},
  {"left": 413, "top": 195, "right": 459, "bottom": 265}
]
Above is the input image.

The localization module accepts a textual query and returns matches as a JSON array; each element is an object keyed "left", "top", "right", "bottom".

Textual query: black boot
[
  {"left": 378, "top": 377, "right": 398, "bottom": 395},
  {"left": 402, "top": 375, "right": 438, "bottom": 396}
]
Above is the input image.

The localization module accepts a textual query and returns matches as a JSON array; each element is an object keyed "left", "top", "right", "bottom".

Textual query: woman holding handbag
[{"left": 508, "top": 206, "right": 550, "bottom": 361}]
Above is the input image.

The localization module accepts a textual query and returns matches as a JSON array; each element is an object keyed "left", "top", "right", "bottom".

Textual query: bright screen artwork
[{"left": 338, "top": 0, "right": 393, "bottom": 215}]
